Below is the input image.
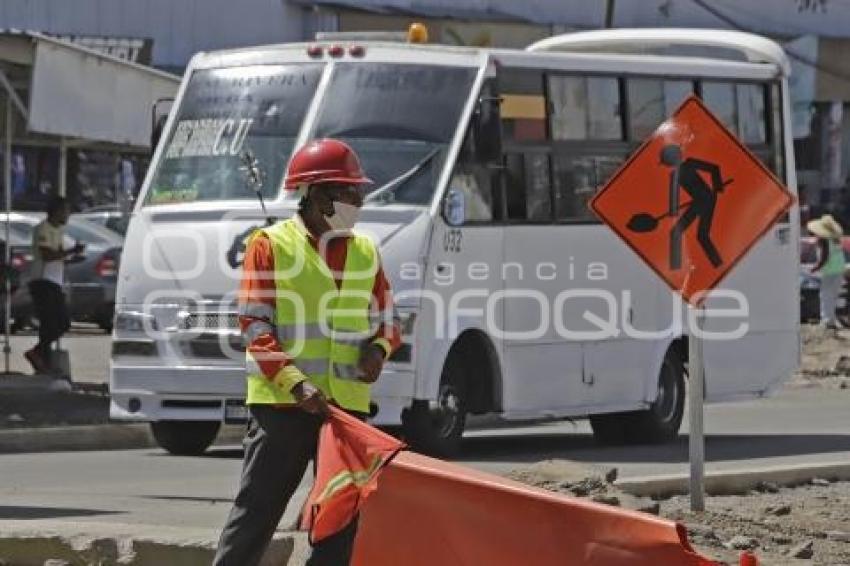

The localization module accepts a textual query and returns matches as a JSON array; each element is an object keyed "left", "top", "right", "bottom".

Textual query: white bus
[{"left": 110, "top": 28, "right": 799, "bottom": 455}]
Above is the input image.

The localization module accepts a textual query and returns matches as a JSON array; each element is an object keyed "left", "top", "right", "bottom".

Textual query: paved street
[{"left": 0, "top": 386, "right": 847, "bottom": 534}]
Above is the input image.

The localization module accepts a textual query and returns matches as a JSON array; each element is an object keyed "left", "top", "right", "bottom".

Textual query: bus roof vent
[
  {"left": 315, "top": 31, "right": 407, "bottom": 43},
  {"left": 526, "top": 29, "right": 789, "bottom": 75}
]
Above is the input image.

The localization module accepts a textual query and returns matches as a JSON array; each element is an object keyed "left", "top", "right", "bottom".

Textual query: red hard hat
[{"left": 284, "top": 138, "right": 372, "bottom": 190}]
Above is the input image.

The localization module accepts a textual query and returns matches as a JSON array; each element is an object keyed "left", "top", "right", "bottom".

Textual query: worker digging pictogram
[
  {"left": 590, "top": 95, "right": 794, "bottom": 305},
  {"left": 626, "top": 144, "right": 732, "bottom": 270}
]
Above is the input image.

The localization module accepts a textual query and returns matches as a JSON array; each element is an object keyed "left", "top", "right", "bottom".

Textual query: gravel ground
[
  {"left": 667, "top": 480, "right": 850, "bottom": 565},
  {"left": 507, "top": 462, "right": 850, "bottom": 565},
  {"left": 794, "top": 324, "right": 850, "bottom": 391},
  {"left": 506, "top": 324, "right": 850, "bottom": 565}
]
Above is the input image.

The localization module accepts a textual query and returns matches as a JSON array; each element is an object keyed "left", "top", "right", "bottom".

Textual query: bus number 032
[{"left": 444, "top": 229, "right": 462, "bottom": 253}]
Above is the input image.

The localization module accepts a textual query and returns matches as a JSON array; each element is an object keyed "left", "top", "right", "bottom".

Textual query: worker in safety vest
[{"left": 213, "top": 138, "right": 401, "bottom": 566}]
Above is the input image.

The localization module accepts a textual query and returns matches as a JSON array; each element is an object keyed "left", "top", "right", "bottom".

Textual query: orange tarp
[
  {"left": 353, "top": 451, "right": 719, "bottom": 565},
  {"left": 300, "top": 407, "right": 403, "bottom": 544}
]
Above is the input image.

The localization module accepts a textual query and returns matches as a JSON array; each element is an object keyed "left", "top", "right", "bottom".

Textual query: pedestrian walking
[
  {"left": 807, "top": 213, "right": 846, "bottom": 329},
  {"left": 213, "top": 139, "right": 401, "bottom": 566},
  {"left": 24, "top": 196, "right": 84, "bottom": 373}
]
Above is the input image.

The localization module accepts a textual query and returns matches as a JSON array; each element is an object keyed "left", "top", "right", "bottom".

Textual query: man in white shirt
[{"left": 24, "top": 197, "right": 84, "bottom": 373}]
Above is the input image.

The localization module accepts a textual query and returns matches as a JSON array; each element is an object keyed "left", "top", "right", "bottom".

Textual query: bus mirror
[
  {"left": 151, "top": 115, "right": 168, "bottom": 154},
  {"left": 443, "top": 188, "right": 465, "bottom": 226},
  {"left": 474, "top": 96, "right": 502, "bottom": 164},
  {"left": 151, "top": 98, "right": 174, "bottom": 155}
]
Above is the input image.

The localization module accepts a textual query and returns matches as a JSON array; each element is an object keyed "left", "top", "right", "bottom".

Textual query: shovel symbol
[
  {"left": 626, "top": 178, "right": 733, "bottom": 234},
  {"left": 627, "top": 202, "right": 691, "bottom": 233}
]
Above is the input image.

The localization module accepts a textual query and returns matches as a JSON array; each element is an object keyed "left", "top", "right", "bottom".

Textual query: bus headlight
[{"left": 114, "top": 311, "right": 159, "bottom": 334}]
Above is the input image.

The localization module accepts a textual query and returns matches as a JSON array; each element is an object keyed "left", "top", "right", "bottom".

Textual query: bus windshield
[
  {"left": 304, "top": 63, "right": 477, "bottom": 206},
  {"left": 145, "top": 64, "right": 323, "bottom": 206}
]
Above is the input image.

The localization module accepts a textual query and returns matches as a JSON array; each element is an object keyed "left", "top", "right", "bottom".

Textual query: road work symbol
[
  {"left": 626, "top": 144, "right": 734, "bottom": 270},
  {"left": 590, "top": 95, "right": 794, "bottom": 305}
]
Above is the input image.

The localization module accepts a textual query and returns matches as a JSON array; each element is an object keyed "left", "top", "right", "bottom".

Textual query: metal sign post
[{"left": 688, "top": 305, "right": 705, "bottom": 512}]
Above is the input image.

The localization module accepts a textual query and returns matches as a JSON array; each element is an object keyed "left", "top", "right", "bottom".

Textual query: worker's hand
[
  {"left": 71, "top": 242, "right": 86, "bottom": 255},
  {"left": 358, "top": 344, "right": 385, "bottom": 384},
  {"left": 292, "top": 381, "right": 330, "bottom": 418}
]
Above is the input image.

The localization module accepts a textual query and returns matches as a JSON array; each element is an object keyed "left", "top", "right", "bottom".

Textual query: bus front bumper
[{"left": 110, "top": 363, "right": 415, "bottom": 426}]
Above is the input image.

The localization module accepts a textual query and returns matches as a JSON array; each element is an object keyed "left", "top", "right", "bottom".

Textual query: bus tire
[
  {"left": 150, "top": 420, "right": 221, "bottom": 456},
  {"left": 402, "top": 361, "right": 467, "bottom": 457},
  {"left": 589, "top": 413, "right": 630, "bottom": 445},
  {"left": 627, "top": 349, "right": 685, "bottom": 443},
  {"left": 590, "top": 349, "right": 685, "bottom": 445}
]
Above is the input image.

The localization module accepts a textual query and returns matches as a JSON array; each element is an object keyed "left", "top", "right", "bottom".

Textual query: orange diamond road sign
[{"left": 590, "top": 95, "right": 794, "bottom": 306}]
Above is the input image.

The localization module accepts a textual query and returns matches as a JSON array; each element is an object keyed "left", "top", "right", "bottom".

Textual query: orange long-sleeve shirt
[{"left": 239, "top": 216, "right": 401, "bottom": 390}]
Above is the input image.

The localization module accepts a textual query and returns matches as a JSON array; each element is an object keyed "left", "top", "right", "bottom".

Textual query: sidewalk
[{"left": 0, "top": 373, "right": 109, "bottom": 429}]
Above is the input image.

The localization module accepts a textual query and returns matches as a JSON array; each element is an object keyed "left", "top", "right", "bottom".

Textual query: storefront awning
[{"left": 0, "top": 30, "right": 179, "bottom": 148}]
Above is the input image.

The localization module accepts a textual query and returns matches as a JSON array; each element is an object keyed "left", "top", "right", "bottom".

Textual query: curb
[
  {"left": 615, "top": 462, "right": 850, "bottom": 498},
  {"left": 0, "top": 520, "right": 308, "bottom": 566},
  {"left": 0, "top": 424, "right": 246, "bottom": 454}
]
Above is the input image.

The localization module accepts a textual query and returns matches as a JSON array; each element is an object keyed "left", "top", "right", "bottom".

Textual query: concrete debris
[
  {"left": 755, "top": 481, "right": 780, "bottom": 494},
  {"left": 724, "top": 535, "right": 758, "bottom": 551},
  {"left": 826, "top": 530, "right": 850, "bottom": 543},
  {"left": 590, "top": 494, "right": 620, "bottom": 507},
  {"left": 786, "top": 539, "right": 814, "bottom": 559},
  {"left": 833, "top": 355, "right": 850, "bottom": 374},
  {"left": 764, "top": 504, "right": 792, "bottom": 516}
]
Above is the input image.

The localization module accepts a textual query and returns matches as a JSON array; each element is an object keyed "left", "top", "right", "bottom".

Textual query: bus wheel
[
  {"left": 628, "top": 349, "right": 685, "bottom": 443},
  {"left": 589, "top": 412, "right": 630, "bottom": 445},
  {"left": 402, "top": 361, "right": 467, "bottom": 457},
  {"left": 150, "top": 421, "right": 221, "bottom": 456},
  {"left": 589, "top": 350, "right": 685, "bottom": 445}
]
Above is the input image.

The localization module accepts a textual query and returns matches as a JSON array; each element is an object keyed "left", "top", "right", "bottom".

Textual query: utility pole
[{"left": 604, "top": 0, "right": 616, "bottom": 28}]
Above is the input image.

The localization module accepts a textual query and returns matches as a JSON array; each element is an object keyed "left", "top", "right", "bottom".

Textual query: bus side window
[
  {"left": 548, "top": 75, "right": 622, "bottom": 141},
  {"left": 447, "top": 117, "right": 503, "bottom": 224},
  {"left": 768, "top": 82, "right": 785, "bottom": 181},
  {"left": 702, "top": 81, "right": 738, "bottom": 133},
  {"left": 736, "top": 83, "right": 767, "bottom": 145},
  {"left": 626, "top": 78, "right": 693, "bottom": 141},
  {"left": 553, "top": 153, "right": 625, "bottom": 223},
  {"left": 505, "top": 152, "right": 552, "bottom": 222},
  {"left": 448, "top": 158, "right": 497, "bottom": 224},
  {"left": 499, "top": 69, "right": 547, "bottom": 143}
]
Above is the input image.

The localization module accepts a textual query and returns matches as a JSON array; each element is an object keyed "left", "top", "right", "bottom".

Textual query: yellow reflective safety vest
[{"left": 245, "top": 218, "right": 378, "bottom": 413}]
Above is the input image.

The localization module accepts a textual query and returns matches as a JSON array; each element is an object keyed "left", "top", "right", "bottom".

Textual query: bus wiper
[{"left": 365, "top": 147, "right": 441, "bottom": 204}]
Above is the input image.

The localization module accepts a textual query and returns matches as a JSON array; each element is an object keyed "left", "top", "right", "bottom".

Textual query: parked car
[
  {"left": 75, "top": 210, "right": 130, "bottom": 237},
  {"left": 0, "top": 221, "right": 39, "bottom": 331},
  {"left": 799, "top": 235, "right": 850, "bottom": 323},
  {"left": 6, "top": 212, "right": 123, "bottom": 332}
]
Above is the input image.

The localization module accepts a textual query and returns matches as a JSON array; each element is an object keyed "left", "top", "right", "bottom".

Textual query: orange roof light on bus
[{"left": 408, "top": 23, "right": 428, "bottom": 44}]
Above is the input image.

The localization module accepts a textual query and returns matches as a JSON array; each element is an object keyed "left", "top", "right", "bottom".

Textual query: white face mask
[{"left": 324, "top": 201, "right": 360, "bottom": 233}]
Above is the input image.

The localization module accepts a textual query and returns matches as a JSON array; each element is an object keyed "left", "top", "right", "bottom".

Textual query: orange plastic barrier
[{"left": 353, "top": 452, "right": 719, "bottom": 565}]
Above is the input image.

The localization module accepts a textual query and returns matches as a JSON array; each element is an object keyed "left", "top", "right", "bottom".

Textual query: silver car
[{"left": 4, "top": 212, "right": 123, "bottom": 332}]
